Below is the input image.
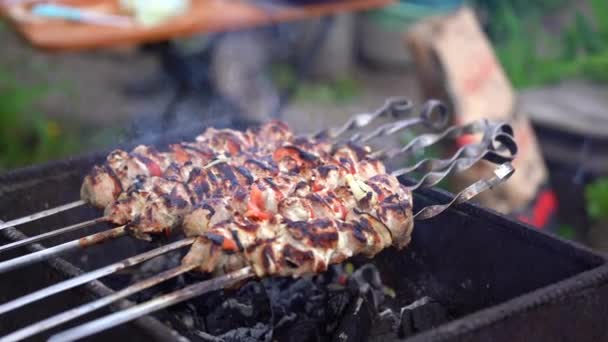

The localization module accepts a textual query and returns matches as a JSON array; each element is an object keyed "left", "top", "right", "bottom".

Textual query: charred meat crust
[
  {"left": 284, "top": 219, "right": 339, "bottom": 249},
  {"left": 84, "top": 121, "right": 414, "bottom": 278}
]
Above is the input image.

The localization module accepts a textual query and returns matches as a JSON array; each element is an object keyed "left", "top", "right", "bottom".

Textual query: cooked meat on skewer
[
  {"left": 182, "top": 154, "right": 385, "bottom": 238},
  {"left": 81, "top": 121, "right": 294, "bottom": 208},
  {"left": 81, "top": 118, "right": 412, "bottom": 279},
  {"left": 105, "top": 141, "right": 383, "bottom": 240},
  {"left": 182, "top": 170, "right": 413, "bottom": 277}
]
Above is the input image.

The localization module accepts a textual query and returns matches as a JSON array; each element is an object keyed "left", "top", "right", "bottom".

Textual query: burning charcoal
[
  {"left": 397, "top": 297, "right": 450, "bottom": 338},
  {"left": 204, "top": 282, "right": 272, "bottom": 336},
  {"left": 161, "top": 263, "right": 393, "bottom": 342},
  {"left": 332, "top": 292, "right": 374, "bottom": 342},
  {"left": 263, "top": 277, "right": 326, "bottom": 319},
  {"left": 276, "top": 317, "right": 337, "bottom": 342},
  {"left": 347, "top": 264, "right": 386, "bottom": 309},
  {"left": 217, "top": 322, "right": 272, "bottom": 342},
  {"left": 325, "top": 289, "right": 352, "bottom": 330},
  {"left": 132, "top": 250, "right": 182, "bottom": 282}
]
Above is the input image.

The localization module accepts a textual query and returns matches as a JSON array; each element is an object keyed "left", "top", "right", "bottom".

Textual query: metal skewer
[
  {"left": 0, "top": 217, "right": 107, "bottom": 254},
  {"left": 48, "top": 266, "right": 255, "bottom": 342},
  {"left": 399, "top": 140, "right": 515, "bottom": 191},
  {"left": 0, "top": 237, "right": 195, "bottom": 316},
  {"left": 371, "top": 119, "right": 512, "bottom": 160},
  {"left": 0, "top": 262, "right": 198, "bottom": 342},
  {"left": 414, "top": 162, "right": 515, "bottom": 220},
  {"left": 0, "top": 225, "right": 126, "bottom": 275},
  {"left": 392, "top": 136, "right": 500, "bottom": 176},
  {"left": 398, "top": 145, "right": 514, "bottom": 190},
  {"left": 349, "top": 99, "right": 449, "bottom": 143},
  {"left": 313, "top": 97, "right": 414, "bottom": 139},
  {"left": 0, "top": 200, "right": 85, "bottom": 232},
  {"left": 0, "top": 98, "right": 399, "bottom": 240},
  {"left": 392, "top": 131, "right": 517, "bottom": 190},
  {"left": 17, "top": 162, "right": 514, "bottom": 341},
  {"left": 0, "top": 99, "right": 421, "bottom": 244}
]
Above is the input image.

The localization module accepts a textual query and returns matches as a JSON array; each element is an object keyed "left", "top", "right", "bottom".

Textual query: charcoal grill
[{"left": 0, "top": 104, "right": 607, "bottom": 342}]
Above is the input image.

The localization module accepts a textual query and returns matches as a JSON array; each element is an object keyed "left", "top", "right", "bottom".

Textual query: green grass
[
  {"left": 0, "top": 67, "right": 85, "bottom": 171},
  {"left": 488, "top": 0, "right": 608, "bottom": 89},
  {"left": 270, "top": 63, "right": 361, "bottom": 104},
  {"left": 586, "top": 178, "right": 608, "bottom": 221}
]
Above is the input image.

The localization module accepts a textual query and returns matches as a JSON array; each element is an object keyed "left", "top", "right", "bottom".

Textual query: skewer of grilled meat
[
  {"left": 80, "top": 121, "right": 294, "bottom": 208},
  {"left": 182, "top": 145, "right": 385, "bottom": 235},
  {"left": 179, "top": 143, "right": 402, "bottom": 276},
  {"left": 182, "top": 167, "right": 413, "bottom": 277},
  {"left": 105, "top": 138, "right": 382, "bottom": 241}
]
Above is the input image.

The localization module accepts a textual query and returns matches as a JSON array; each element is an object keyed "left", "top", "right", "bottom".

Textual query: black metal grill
[{"left": 0, "top": 129, "right": 607, "bottom": 341}]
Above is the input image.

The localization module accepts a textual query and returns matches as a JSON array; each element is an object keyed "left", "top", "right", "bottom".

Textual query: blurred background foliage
[
  {"left": 2, "top": 0, "right": 608, "bottom": 170},
  {"left": 586, "top": 178, "right": 608, "bottom": 221},
  {"left": 271, "top": 63, "right": 361, "bottom": 104},
  {"left": 473, "top": 0, "right": 608, "bottom": 88},
  {"left": 471, "top": 0, "right": 608, "bottom": 229},
  {"left": 0, "top": 66, "right": 81, "bottom": 171}
]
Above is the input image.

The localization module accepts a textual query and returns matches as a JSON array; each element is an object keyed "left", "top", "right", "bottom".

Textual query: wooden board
[
  {"left": 405, "top": 7, "right": 548, "bottom": 214},
  {"left": 2, "top": 0, "right": 394, "bottom": 52}
]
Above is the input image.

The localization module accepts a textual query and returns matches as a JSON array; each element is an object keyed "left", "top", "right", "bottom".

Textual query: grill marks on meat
[
  {"left": 181, "top": 139, "right": 413, "bottom": 277},
  {"left": 101, "top": 123, "right": 314, "bottom": 237},
  {"left": 82, "top": 120, "right": 414, "bottom": 278},
  {"left": 81, "top": 121, "right": 292, "bottom": 208}
]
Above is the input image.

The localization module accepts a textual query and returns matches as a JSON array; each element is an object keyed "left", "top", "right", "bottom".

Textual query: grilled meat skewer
[
  {"left": 104, "top": 140, "right": 383, "bottom": 240},
  {"left": 81, "top": 121, "right": 294, "bottom": 208},
  {"left": 182, "top": 170, "right": 413, "bottom": 277}
]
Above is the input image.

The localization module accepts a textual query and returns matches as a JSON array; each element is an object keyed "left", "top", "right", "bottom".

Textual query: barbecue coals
[
  {"left": 81, "top": 121, "right": 414, "bottom": 278},
  {"left": 127, "top": 262, "right": 449, "bottom": 341}
]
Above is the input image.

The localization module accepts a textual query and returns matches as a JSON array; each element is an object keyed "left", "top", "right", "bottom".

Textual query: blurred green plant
[
  {"left": 586, "top": 178, "right": 608, "bottom": 221},
  {"left": 0, "top": 67, "right": 81, "bottom": 171},
  {"left": 270, "top": 63, "right": 360, "bottom": 104},
  {"left": 477, "top": 0, "right": 608, "bottom": 89},
  {"left": 557, "top": 224, "right": 576, "bottom": 240},
  {"left": 470, "top": 0, "right": 567, "bottom": 45}
]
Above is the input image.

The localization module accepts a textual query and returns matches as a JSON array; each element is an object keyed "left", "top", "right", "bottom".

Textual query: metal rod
[
  {"left": 414, "top": 162, "right": 515, "bottom": 220},
  {"left": 350, "top": 116, "right": 423, "bottom": 144},
  {"left": 392, "top": 141, "right": 487, "bottom": 176},
  {"left": 0, "top": 237, "right": 195, "bottom": 316},
  {"left": 350, "top": 99, "right": 449, "bottom": 143},
  {"left": 0, "top": 262, "right": 198, "bottom": 342},
  {"left": 0, "top": 217, "right": 107, "bottom": 254},
  {"left": 0, "top": 200, "right": 86, "bottom": 232},
  {"left": 312, "top": 97, "right": 414, "bottom": 139},
  {"left": 371, "top": 119, "right": 498, "bottom": 160},
  {"left": 394, "top": 134, "right": 517, "bottom": 190},
  {"left": 0, "top": 226, "right": 126, "bottom": 275},
  {"left": 48, "top": 266, "right": 255, "bottom": 342}
]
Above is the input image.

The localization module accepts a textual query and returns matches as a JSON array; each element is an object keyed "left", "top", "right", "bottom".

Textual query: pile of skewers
[{"left": 0, "top": 98, "right": 517, "bottom": 341}]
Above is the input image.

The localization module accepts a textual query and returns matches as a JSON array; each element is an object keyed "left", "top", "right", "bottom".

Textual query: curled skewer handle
[
  {"left": 313, "top": 96, "right": 414, "bottom": 139},
  {"left": 393, "top": 133, "right": 518, "bottom": 190},
  {"left": 49, "top": 266, "right": 255, "bottom": 342},
  {"left": 404, "top": 136, "right": 515, "bottom": 190},
  {"left": 419, "top": 99, "right": 450, "bottom": 132},
  {"left": 350, "top": 102, "right": 450, "bottom": 144},
  {"left": 372, "top": 119, "right": 513, "bottom": 160},
  {"left": 414, "top": 162, "right": 515, "bottom": 220},
  {"left": 392, "top": 141, "right": 486, "bottom": 176}
]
